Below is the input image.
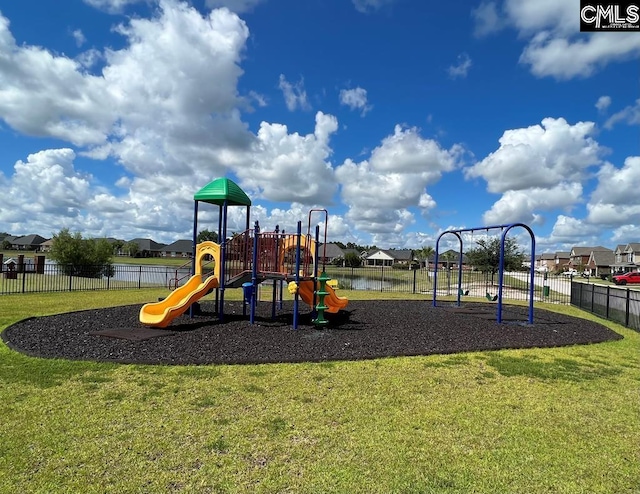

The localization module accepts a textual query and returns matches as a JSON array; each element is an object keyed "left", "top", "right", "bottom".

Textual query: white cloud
[
  {"left": 204, "top": 0, "right": 264, "bottom": 13},
  {"left": 595, "top": 95, "right": 611, "bottom": 112},
  {"left": 482, "top": 184, "right": 583, "bottom": 225},
  {"left": 520, "top": 32, "right": 640, "bottom": 80},
  {"left": 71, "top": 29, "right": 86, "bottom": 47},
  {"left": 82, "top": 0, "right": 146, "bottom": 14},
  {"left": 336, "top": 125, "right": 463, "bottom": 235},
  {"left": 466, "top": 117, "right": 606, "bottom": 227},
  {"left": 278, "top": 74, "right": 311, "bottom": 112},
  {"left": 235, "top": 111, "right": 338, "bottom": 204},
  {"left": 339, "top": 87, "right": 372, "bottom": 116},
  {"left": 466, "top": 117, "right": 602, "bottom": 194},
  {"left": 447, "top": 53, "right": 472, "bottom": 79},
  {"left": 0, "top": 149, "right": 92, "bottom": 229},
  {"left": 0, "top": 2, "right": 261, "bottom": 241},
  {"left": 587, "top": 156, "right": 640, "bottom": 226},
  {"left": 503, "top": 0, "right": 574, "bottom": 36},
  {"left": 472, "top": 1, "right": 506, "bottom": 37},
  {"left": 611, "top": 224, "right": 640, "bottom": 244},
  {"left": 544, "top": 215, "right": 602, "bottom": 245},
  {"left": 604, "top": 99, "right": 640, "bottom": 129},
  {"left": 474, "top": 0, "right": 640, "bottom": 79},
  {"left": 352, "top": 0, "right": 396, "bottom": 14},
  {"left": 247, "top": 90, "right": 268, "bottom": 108}
]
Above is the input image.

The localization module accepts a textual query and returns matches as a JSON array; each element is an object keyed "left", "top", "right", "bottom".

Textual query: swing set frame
[{"left": 432, "top": 223, "right": 536, "bottom": 324}]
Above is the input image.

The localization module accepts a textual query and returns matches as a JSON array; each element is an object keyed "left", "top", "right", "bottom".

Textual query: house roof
[
  {"left": 589, "top": 250, "right": 615, "bottom": 266},
  {"left": 624, "top": 243, "right": 640, "bottom": 252},
  {"left": 386, "top": 249, "right": 413, "bottom": 261},
  {"left": 162, "top": 240, "right": 193, "bottom": 252},
  {"left": 571, "top": 246, "right": 612, "bottom": 256},
  {"left": 12, "top": 234, "right": 47, "bottom": 246},
  {"left": 129, "top": 238, "right": 166, "bottom": 251},
  {"left": 366, "top": 249, "right": 413, "bottom": 261},
  {"left": 555, "top": 252, "right": 570, "bottom": 258},
  {"left": 318, "top": 243, "right": 345, "bottom": 259}
]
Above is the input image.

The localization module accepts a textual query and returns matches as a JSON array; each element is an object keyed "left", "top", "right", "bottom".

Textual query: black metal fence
[
  {"left": 323, "top": 266, "right": 571, "bottom": 304},
  {"left": 570, "top": 281, "right": 640, "bottom": 331},
  {"left": 0, "top": 263, "right": 189, "bottom": 295},
  {"left": 0, "top": 262, "right": 593, "bottom": 309}
]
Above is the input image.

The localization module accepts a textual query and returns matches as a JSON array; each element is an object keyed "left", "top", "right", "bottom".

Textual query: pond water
[{"left": 332, "top": 275, "right": 394, "bottom": 291}]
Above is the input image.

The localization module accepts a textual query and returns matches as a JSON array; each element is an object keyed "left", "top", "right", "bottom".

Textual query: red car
[{"left": 612, "top": 272, "right": 640, "bottom": 285}]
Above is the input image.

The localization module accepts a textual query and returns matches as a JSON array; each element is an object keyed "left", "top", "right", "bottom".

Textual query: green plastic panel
[{"left": 193, "top": 178, "right": 252, "bottom": 206}]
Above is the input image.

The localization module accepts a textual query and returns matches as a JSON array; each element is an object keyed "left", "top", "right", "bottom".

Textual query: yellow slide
[
  {"left": 297, "top": 280, "right": 348, "bottom": 314},
  {"left": 139, "top": 241, "right": 222, "bottom": 328},
  {"left": 139, "top": 275, "right": 219, "bottom": 328}
]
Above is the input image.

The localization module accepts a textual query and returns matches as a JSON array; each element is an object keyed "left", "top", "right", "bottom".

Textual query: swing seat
[
  {"left": 459, "top": 288, "right": 469, "bottom": 296},
  {"left": 486, "top": 292, "right": 498, "bottom": 301}
]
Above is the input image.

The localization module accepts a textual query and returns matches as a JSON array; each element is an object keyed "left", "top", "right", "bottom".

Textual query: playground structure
[
  {"left": 139, "top": 178, "right": 347, "bottom": 329},
  {"left": 432, "top": 223, "right": 536, "bottom": 324}
]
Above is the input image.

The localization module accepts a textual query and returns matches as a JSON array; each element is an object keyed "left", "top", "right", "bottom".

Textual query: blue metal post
[
  {"left": 250, "top": 220, "right": 259, "bottom": 324},
  {"left": 272, "top": 225, "right": 279, "bottom": 320},
  {"left": 432, "top": 234, "right": 441, "bottom": 307},
  {"left": 497, "top": 236, "right": 506, "bottom": 323}
]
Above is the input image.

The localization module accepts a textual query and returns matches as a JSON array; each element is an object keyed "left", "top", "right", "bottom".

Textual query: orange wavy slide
[
  {"left": 139, "top": 275, "right": 219, "bottom": 328},
  {"left": 297, "top": 280, "right": 348, "bottom": 313}
]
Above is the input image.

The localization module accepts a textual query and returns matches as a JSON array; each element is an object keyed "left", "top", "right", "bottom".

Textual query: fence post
[
  {"left": 591, "top": 282, "right": 595, "bottom": 312},
  {"left": 139, "top": 265, "right": 142, "bottom": 289},
  {"left": 69, "top": 271, "right": 73, "bottom": 292},
  {"left": 626, "top": 288, "right": 630, "bottom": 327},
  {"left": 21, "top": 269, "right": 26, "bottom": 293},
  {"left": 413, "top": 268, "right": 417, "bottom": 294},
  {"left": 606, "top": 285, "right": 610, "bottom": 319}
]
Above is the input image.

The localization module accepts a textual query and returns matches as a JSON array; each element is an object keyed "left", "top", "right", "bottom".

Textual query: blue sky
[{"left": 0, "top": 0, "right": 638, "bottom": 252}]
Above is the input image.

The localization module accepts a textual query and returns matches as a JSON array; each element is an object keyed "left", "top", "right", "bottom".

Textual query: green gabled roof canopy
[{"left": 194, "top": 178, "right": 252, "bottom": 206}]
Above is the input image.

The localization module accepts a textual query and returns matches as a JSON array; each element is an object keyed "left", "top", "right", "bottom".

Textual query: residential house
[
  {"left": 38, "top": 239, "right": 54, "bottom": 252},
  {"left": 554, "top": 252, "right": 570, "bottom": 272},
  {"left": 568, "top": 246, "right": 612, "bottom": 270},
  {"left": 611, "top": 243, "right": 640, "bottom": 273},
  {"left": 161, "top": 240, "right": 193, "bottom": 258},
  {"left": 432, "top": 250, "right": 468, "bottom": 270},
  {"left": 535, "top": 253, "right": 556, "bottom": 272},
  {"left": 128, "top": 238, "right": 166, "bottom": 258},
  {"left": 365, "top": 249, "right": 414, "bottom": 267},
  {"left": 317, "top": 243, "right": 346, "bottom": 265},
  {"left": 0, "top": 234, "right": 17, "bottom": 248},
  {"left": 585, "top": 250, "right": 615, "bottom": 277},
  {"left": 11, "top": 234, "right": 48, "bottom": 251}
]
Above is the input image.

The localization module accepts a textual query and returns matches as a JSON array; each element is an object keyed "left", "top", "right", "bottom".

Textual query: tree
[
  {"left": 416, "top": 246, "right": 435, "bottom": 277},
  {"left": 197, "top": 229, "right": 218, "bottom": 243},
  {"left": 49, "top": 229, "right": 113, "bottom": 278},
  {"left": 112, "top": 239, "right": 125, "bottom": 255},
  {"left": 465, "top": 237, "right": 525, "bottom": 283},
  {"left": 344, "top": 252, "right": 362, "bottom": 268},
  {"left": 123, "top": 241, "right": 139, "bottom": 257}
]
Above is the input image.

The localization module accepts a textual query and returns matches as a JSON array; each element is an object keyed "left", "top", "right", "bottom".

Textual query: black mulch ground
[{"left": 1, "top": 301, "right": 622, "bottom": 366}]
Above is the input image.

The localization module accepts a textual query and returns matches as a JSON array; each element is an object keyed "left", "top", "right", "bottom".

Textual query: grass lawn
[{"left": 0, "top": 290, "right": 638, "bottom": 493}]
